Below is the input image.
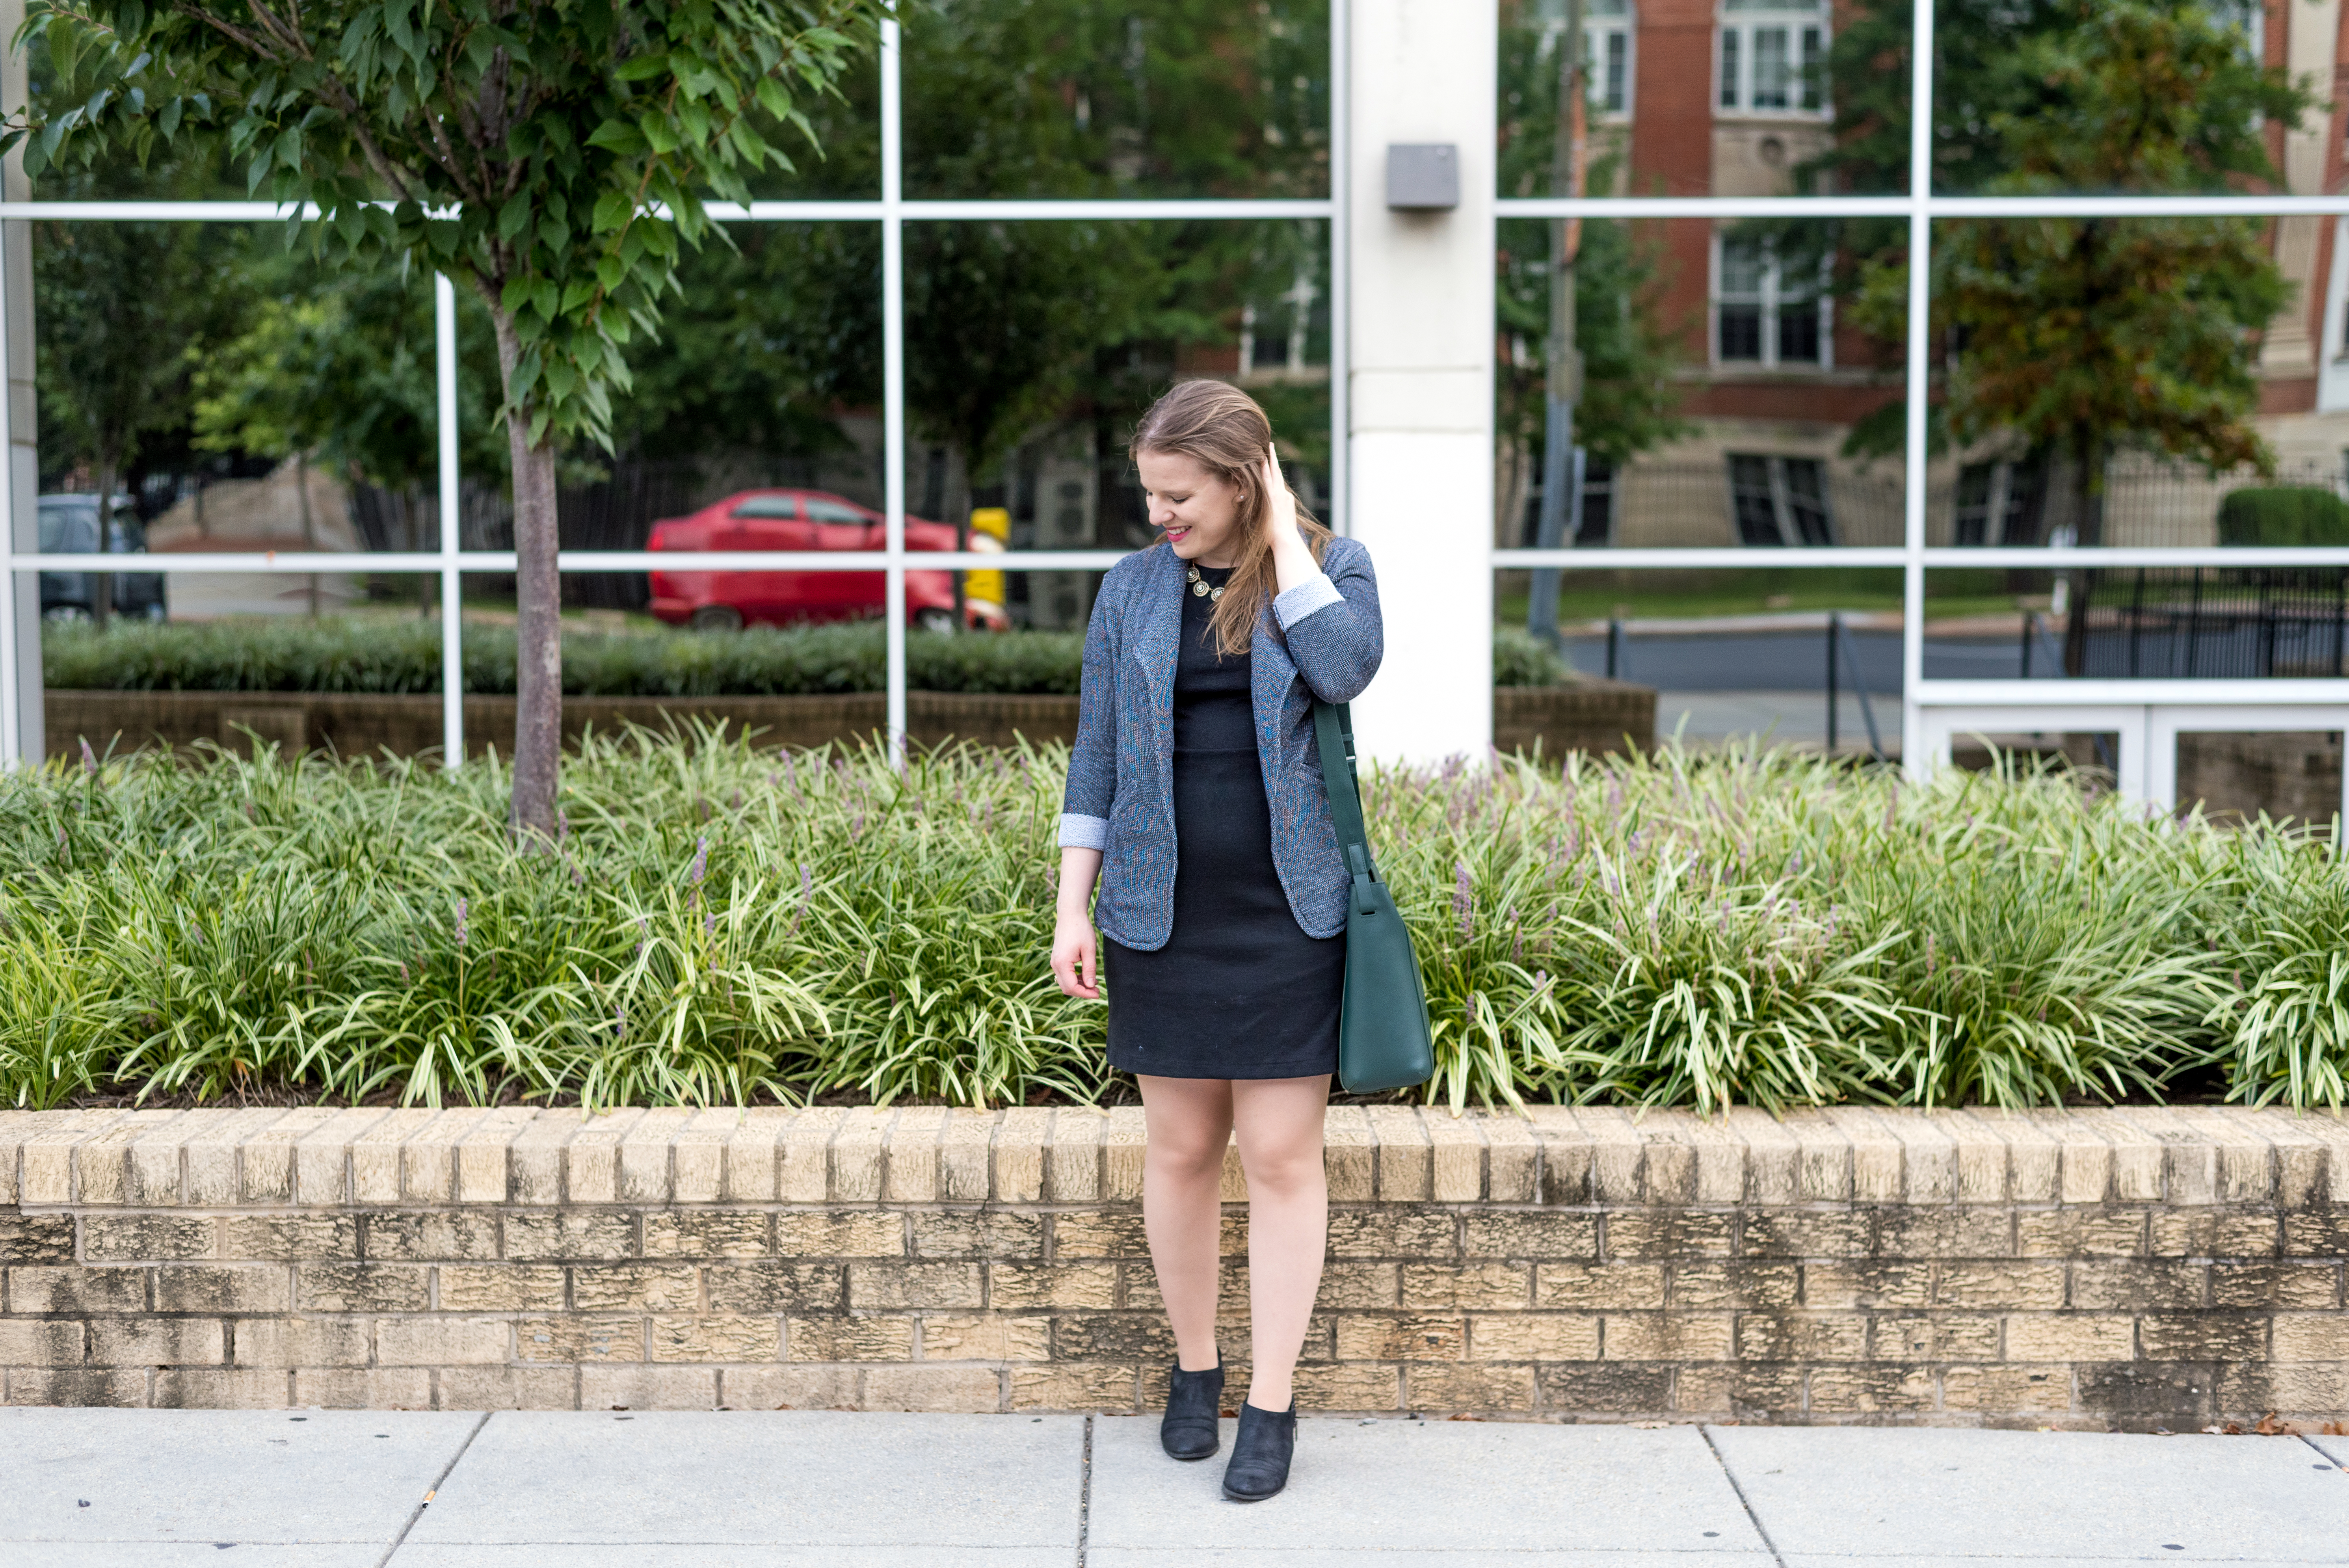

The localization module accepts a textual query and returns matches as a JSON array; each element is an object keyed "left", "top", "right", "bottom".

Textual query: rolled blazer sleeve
[
  {"left": 1058, "top": 583, "right": 1118, "bottom": 849},
  {"left": 1275, "top": 539, "right": 1383, "bottom": 704}
]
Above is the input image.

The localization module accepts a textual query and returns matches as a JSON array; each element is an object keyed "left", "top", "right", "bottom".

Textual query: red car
[{"left": 647, "top": 488, "right": 1010, "bottom": 633}]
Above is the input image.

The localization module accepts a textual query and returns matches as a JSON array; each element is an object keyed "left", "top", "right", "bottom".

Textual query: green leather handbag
[{"left": 1311, "top": 699, "right": 1436, "bottom": 1094}]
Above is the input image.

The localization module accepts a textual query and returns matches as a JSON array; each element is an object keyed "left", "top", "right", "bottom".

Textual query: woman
[{"left": 1050, "top": 379, "right": 1382, "bottom": 1503}]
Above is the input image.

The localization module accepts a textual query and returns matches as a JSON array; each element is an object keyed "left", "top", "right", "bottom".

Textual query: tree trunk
[
  {"left": 2077, "top": 437, "right": 2107, "bottom": 549},
  {"left": 2061, "top": 435, "right": 2107, "bottom": 677},
  {"left": 91, "top": 446, "right": 116, "bottom": 630},
  {"left": 489, "top": 305, "right": 564, "bottom": 841},
  {"left": 1525, "top": 0, "right": 1585, "bottom": 650}
]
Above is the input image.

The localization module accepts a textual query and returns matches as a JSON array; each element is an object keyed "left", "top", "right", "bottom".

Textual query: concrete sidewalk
[{"left": 6, "top": 1409, "right": 2347, "bottom": 1568}]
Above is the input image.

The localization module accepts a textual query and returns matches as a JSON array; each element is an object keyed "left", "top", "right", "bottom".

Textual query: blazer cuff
[
  {"left": 1274, "top": 571, "right": 1345, "bottom": 630},
  {"left": 1057, "top": 812, "right": 1109, "bottom": 850}
]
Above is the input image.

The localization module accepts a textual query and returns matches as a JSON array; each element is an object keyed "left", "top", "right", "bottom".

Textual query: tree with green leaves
[
  {"left": 15, "top": 0, "right": 884, "bottom": 833},
  {"left": 1822, "top": 0, "right": 2313, "bottom": 546}
]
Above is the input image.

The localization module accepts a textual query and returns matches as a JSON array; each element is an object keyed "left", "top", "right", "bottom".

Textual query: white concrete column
[
  {"left": 1343, "top": 0, "right": 1497, "bottom": 766},
  {"left": 0, "top": 0, "right": 38, "bottom": 768}
]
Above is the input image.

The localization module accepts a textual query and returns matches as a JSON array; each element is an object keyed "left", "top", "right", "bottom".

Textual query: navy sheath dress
[{"left": 1102, "top": 560, "right": 1345, "bottom": 1080}]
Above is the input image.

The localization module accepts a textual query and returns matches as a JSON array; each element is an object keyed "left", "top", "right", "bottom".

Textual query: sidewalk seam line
[
  {"left": 374, "top": 1409, "right": 492, "bottom": 1568},
  {"left": 1700, "top": 1424, "right": 1787, "bottom": 1568},
  {"left": 1077, "top": 1411, "right": 1094, "bottom": 1568}
]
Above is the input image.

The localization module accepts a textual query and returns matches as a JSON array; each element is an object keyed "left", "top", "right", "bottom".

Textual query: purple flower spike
[
  {"left": 690, "top": 836, "right": 708, "bottom": 885},
  {"left": 454, "top": 897, "right": 469, "bottom": 949},
  {"left": 1454, "top": 859, "right": 1474, "bottom": 941}
]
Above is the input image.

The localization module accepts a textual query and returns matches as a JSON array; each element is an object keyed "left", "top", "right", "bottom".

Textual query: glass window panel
[
  {"left": 1774, "top": 299, "right": 1823, "bottom": 365},
  {"left": 1933, "top": 0, "right": 2294, "bottom": 195},
  {"left": 1504, "top": 0, "right": 1865, "bottom": 199},
  {"left": 1921, "top": 567, "right": 2349, "bottom": 682},
  {"left": 31, "top": 225, "right": 453, "bottom": 642},
  {"left": 1719, "top": 236, "right": 1766, "bottom": 297},
  {"left": 1949, "top": 730, "right": 2125, "bottom": 784},
  {"left": 2175, "top": 731, "right": 2344, "bottom": 824},
  {"left": 905, "top": 1, "right": 1330, "bottom": 200},
  {"left": 1930, "top": 218, "right": 2349, "bottom": 550},
  {"left": 904, "top": 217, "right": 1330, "bottom": 629},
  {"left": 1718, "top": 304, "right": 1766, "bottom": 362},
  {"left": 1498, "top": 216, "right": 1905, "bottom": 553},
  {"left": 1728, "top": 455, "right": 1787, "bottom": 545},
  {"left": 1496, "top": 566, "right": 1904, "bottom": 755},
  {"left": 747, "top": 56, "right": 881, "bottom": 200},
  {"left": 1783, "top": 457, "right": 1835, "bottom": 544},
  {"left": 1601, "top": 31, "right": 1631, "bottom": 114}
]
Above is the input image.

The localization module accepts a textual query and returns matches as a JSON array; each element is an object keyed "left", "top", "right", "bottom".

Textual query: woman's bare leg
[
  {"left": 1137, "top": 1074, "right": 1235, "bottom": 1373},
  {"left": 1229, "top": 1074, "right": 1330, "bottom": 1412}
]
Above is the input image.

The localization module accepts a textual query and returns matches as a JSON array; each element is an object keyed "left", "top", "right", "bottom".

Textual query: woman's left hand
[{"left": 1260, "top": 451, "right": 1315, "bottom": 597}]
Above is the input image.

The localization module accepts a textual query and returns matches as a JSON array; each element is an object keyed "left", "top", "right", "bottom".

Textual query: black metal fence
[{"left": 2064, "top": 567, "right": 2349, "bottom": 679}]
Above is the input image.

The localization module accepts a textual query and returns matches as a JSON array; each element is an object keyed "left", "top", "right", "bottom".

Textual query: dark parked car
[
  {"left": 647, "top": 488, "right": 1009, "bottom": 633},
  {"left": 39, "top": 493, "right": 166, "bottom": 622}
]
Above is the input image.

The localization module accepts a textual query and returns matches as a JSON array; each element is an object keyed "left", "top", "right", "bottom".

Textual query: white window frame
[
  {"left": 1711, "top": 231, "right": 1832, "bottom": 369},
  {"left": 0, "top": 14, "right": 1349, "bottom": 766},
  {"left": 1716, "top": 0, "right": 1828, "bottom": 118}
]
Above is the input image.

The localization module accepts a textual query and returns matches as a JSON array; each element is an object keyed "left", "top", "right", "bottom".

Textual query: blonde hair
[{"left": 1129, "top": 379, "right": 1332, "bottom": 658}]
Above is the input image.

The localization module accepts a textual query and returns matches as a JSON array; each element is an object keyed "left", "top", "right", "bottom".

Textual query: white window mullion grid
[
  {"left": 1495, "top": 0, "right": 2349, "bottom": 782},
  {"left": 0, "top": 13, "right": 1347, "bottom": 770},
  {"left": 10, "top": 6, "right": 2349, "bottom": 777}
]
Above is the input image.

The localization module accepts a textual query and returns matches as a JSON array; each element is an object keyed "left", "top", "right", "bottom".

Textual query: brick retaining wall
[{"left": 3, "top": 1106, "right": 2345, "bottom": 1427}]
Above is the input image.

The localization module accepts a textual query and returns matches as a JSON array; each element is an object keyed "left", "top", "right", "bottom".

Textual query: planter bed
[
  {"left": 2, "top": 1105, "right": 2343, "bottom": 1426},
  {"left": 44, "top": 681, "right": 1658, "bottom": 763}
]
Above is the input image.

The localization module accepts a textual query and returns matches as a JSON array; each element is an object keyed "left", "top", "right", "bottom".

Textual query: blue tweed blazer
[{"left": 1057, "top": 534, "right": 1384, "bottom": 949}]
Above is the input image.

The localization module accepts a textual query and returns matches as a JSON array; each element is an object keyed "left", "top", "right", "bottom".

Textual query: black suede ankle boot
[
  {"left": 1220, "top": 1399, "right": 1297, "bottom": 1501},
  {"left": 1161, "top": 1360, "right": 1224, "bottom": 1460}
]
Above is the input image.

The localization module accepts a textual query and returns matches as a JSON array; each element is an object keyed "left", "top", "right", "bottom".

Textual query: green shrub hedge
[
  {"left": 3, "top": 733, "right": 2343, "bottom": 1113},
  {"left": 43, "top": 619, "right": 1576, "bottom": 695},
  {"left": 2215, "top": 486, "right": 2349, "bottom": 547}
]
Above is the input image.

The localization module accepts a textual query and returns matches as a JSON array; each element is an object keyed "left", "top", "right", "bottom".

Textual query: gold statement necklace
[{"left": 1186, "top": 564, "right": 1226, "bottom": 602}]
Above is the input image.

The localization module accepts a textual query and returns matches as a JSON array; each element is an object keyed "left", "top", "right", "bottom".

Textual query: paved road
[{"left": 7, "top": 1408, "right": 2348, "bottom": 1566}]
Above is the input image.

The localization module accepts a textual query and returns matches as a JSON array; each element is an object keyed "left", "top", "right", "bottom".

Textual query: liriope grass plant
[{"left": 2, "top": 729, "right": 2345, "bottom": 1113}]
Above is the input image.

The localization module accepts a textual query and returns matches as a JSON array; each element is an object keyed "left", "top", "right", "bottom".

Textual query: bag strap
[{"left": 1312, "top": 698, "right": 1380, "bottom": 884}]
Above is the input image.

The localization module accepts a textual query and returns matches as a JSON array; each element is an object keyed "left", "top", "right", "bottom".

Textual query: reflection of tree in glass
[
  {"left": 592, "top": 225, "right": 883, "bottom": 474},
  {"left": 904, "top": 0, "right": 1328, "bottom": 199},
  {"left": 193, "top": 259, "right": 505, "bottom": 498},
  {"left": 1818, "top": 1, "right": 2315, "bottom": 547},
  {"left": 1495, "top": 5, "right": 1689, "bottom": 548}
]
